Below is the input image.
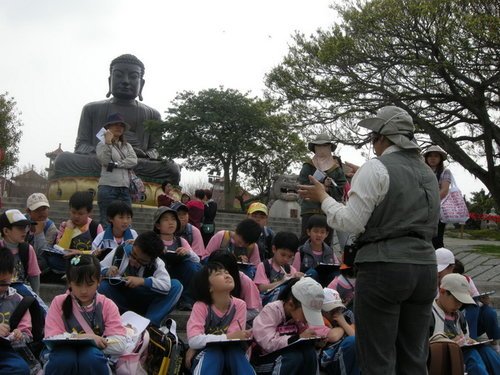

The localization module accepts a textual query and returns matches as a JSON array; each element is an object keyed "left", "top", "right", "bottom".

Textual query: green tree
[
  {"left": 0, "top": 93, "right": 23, "bottom": 174},
  {"left": 266, "top": 0, "right": 500, "bottom": 206},
  {"left": 153, "top": 87, "right": 306, "bottom": 209}
]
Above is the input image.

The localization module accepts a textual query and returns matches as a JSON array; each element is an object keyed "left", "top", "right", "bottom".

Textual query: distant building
[
  {"left": 45, "top": 143, "right": 64, "bottom": 178},
  {"left": 9, "top": 169, "right": 48, "bottom": 198}
]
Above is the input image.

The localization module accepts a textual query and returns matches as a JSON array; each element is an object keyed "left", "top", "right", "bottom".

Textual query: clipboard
[
  {"left": 43, "top": 337, "right": 97, "bottom": 350},
  {"left": 461, "top": 339, "right": 494, "bottom": 348},
  {"left": 103, "top": 276, "right": 127, "bottom": 285},
  {"left": 206, "top": 338, "right": 252, "bottom": 347}
]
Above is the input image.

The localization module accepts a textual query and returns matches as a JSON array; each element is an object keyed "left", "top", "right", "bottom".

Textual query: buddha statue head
[{"left": 106, "top": 54, "right": 146, "bottom": 101}]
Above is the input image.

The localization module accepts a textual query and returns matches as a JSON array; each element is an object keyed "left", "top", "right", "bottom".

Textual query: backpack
[
  {"left": 146, "top": 319, "right": 186, "bottom": 375},
  {"left": 219, "top": 231, "right": 253, "bottom": 257},
  {"left": 427, "top": 333, "right": 465, "bottom": 375},
  {"left": 180, "top": 224, "right": 193, "bottom": 246},
  {"left": 89, "top": 220, "right": 99, "bottom": 241},
  {"left": 115, "top": 312, "right": 151, "bottom": 375},
  {"left": 18, "top": 242, "right": 31, "bottom": 281},
  {"left": 10, "top": 295, "right": 46, "bottom": 366}
]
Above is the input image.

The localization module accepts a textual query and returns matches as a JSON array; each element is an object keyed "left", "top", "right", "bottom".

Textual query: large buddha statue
[{"left": 52, "top": 54, "right": 180, "bottom": 204}]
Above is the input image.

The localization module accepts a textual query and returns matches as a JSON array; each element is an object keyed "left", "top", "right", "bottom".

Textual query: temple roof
[{"left": 45, "top": 143, "right": 64, "bottom": 157}]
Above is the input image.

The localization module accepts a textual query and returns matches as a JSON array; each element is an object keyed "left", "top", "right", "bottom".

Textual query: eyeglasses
[{"left": 129, "top": 249, "right": 152, "bottom": 267}]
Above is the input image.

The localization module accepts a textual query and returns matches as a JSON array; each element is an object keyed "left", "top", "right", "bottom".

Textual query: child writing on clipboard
[{"left": 43, "top": 255, "right": 126, "bottom": 375}]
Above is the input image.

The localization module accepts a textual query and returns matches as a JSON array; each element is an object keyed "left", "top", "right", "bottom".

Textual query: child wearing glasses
[{"left": 98, "top": 231, "right": 183, "bottom": 326}]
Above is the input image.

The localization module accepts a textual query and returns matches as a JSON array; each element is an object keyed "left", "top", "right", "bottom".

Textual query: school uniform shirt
[
  {"left": 162, "top": 237, "right": 200, "bottom": 263},
  {"left": 239, "top": 271, "right": 262, "bottom": 311},
  {"left": 252, "top": 300, "right": 330, "bottom": 355},
  {"left": 91, "top": 227, "right": 138, "bottom": 253},
  {"left": 1, "top": 240, "right": 41, "bottom": 281},
  {"left": 45, "top": 292, "right": 127, "bottom": 356},
  {"left": 253, "top": 260, "right": 298, "bottom": 286},
  {"left": 179, "top": 224, "right": 205, "bottom": 258},
  {"left": 430, "top": 299, "right": 468, "bottom": 338},
  {"left": 100, "top": 247, "right": 172, "bottom": 294},
  {"left": 204, "top": 230, "right": 261, "bottom": 265},
  {"left": 0, "top": 286, "right": 32, "bottom": 340},
  {"left": 187, "top": 297, "right": 247, "bottom": 350}
]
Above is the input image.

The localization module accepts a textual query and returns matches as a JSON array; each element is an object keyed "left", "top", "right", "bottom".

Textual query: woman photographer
[
  {"left": 96, "top": 113, "right": 137, "bottom": 227},
  {"left": 299, "top": 133, "right": 347, "bottom": 245}
]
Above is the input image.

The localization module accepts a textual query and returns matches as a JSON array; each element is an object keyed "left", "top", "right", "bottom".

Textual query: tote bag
[{"left": 440, "top": 174, "right": 469, "bottom": 224}]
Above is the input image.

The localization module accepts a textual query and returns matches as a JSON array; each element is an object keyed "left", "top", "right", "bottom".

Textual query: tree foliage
[
  {"left": 0, "top": 93, "right": 23, "bottom": 175},
  {"left": 266, "top": 0, "right": 500, "bottom": 205},
  {"left": 152, "top": 87, "right": 306, "bottom": 209}
]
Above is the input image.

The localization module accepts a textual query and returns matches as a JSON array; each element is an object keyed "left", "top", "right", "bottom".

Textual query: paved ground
[{"left": 442, "top": 235, "right": 500, "bottom": 314}]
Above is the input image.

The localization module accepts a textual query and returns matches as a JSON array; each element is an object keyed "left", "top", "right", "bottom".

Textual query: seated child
[
  {"left": 430, "top": 273, "right": 500, "bottom": 375},
  {"left": 320, "top": 288, "right": 359, "bottom": 375},
  {"left": 292, "top": 215, "right": 340, "bottom": 287},
  {"left": 43, "top": 254, "right": 127, "bottom": 375},
  {"left": 186, "top": 262, "right": 254, "bottom": 375},
  {"left": 99, "top": 231, "right": 183, "bottom": 326},
  {"left": 208, "top": 250, "right": 262, "bottom": 325},
  {"left": 0, "top": 247, "right": 32, "bottom": 375},
  {"left": 153, "top": 206, "right": 202, "bottom": 310},
  {"left": 171, "top": 202, "right": 206, "bottom": 259},
  {"left": 454, "top": 259, "right": 499, "bottom": 347},
  {"left": 247, "top": 202, "right": 275, "bottom": 260},
  {"left": 48, "top": 191, "right": 103, "bottom": 273},
  {"left": 327, "top": 256, "right": 356, "bottom": 310},
  {"left": 0, "top": 209, "right": 41, "bottom": 296},
  {"left": 253, "top": 232, "right": 304, "bottom": 306},
  {"left": 24, "top": 192, "right": 58, "bottom": 274},
  {"left": 252, "top": 277, "right": 334, "bottom": 375},
  {"left": 204, "top": 219, "right": 262, "bottom": 279},
  {"left": 91, "top": 200, "right": 138, "bottom": 260}
]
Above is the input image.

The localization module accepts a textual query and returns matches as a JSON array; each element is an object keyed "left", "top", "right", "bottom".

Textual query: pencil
[{"left": 238, "top": 320, "right": 243, "bottom": 331}]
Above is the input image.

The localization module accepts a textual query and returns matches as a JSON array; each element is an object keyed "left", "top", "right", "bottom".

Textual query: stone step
[
  {"left": 1, "top": 197, "right": 302, "bottom": 237},
  {"left": 39, "top": 282, "right": 67, "bottom": 305}
]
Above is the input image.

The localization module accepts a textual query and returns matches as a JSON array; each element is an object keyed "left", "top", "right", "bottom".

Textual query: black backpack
[{"left": 10, "top": 295, "right": 46, "bottom": 358}]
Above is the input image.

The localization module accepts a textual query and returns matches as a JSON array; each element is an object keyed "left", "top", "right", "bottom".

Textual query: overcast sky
[{"left": 0, "top": 0, "right": 485, "bottom": 197}]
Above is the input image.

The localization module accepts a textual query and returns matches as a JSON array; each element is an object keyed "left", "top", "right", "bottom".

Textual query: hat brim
[
  {"left": 385, "top": 134, "right": 419, "bottom": 150},
  {"left": 322, "top": 301, "right": 345, "bottom": 312},
  {"left": 358, "top": 117, "right": 386, "bottom": 133},
  {"left": 358, "top": 117, "right": 419, "bottom": 150},
  {"left": 302, "top": 305, "right": 325, "bottom": 327},
  {"left": 451, "top": 291, "right": 476, "bottom": 305},
  {"left": 423, "top": 150, "right": 447, "bottom": 161},
  {"left": 104, "top": 121, "right": 130, "bottom": 130},
  {"left": 11, "top": 219, "right": 32, "bottom": 227},
  {"left": 437, "top": 264, "right": 449, "bottom": 273},
  {"left": 308, "top": 142, "right": 336, "bottom": 153},
  {"left": 28, "top": 201, "right": 50, "bottom": 211},
  {"left": 247, "top": 208, "right": 268, "bottom": 215}
]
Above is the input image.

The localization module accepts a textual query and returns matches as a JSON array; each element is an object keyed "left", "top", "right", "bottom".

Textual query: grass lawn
[
  {"left": 447, "top": 228, "right": 500, "bottom": 241},
  {"left": 472, "top": 244, "right": 500, "bottom": 257}
]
